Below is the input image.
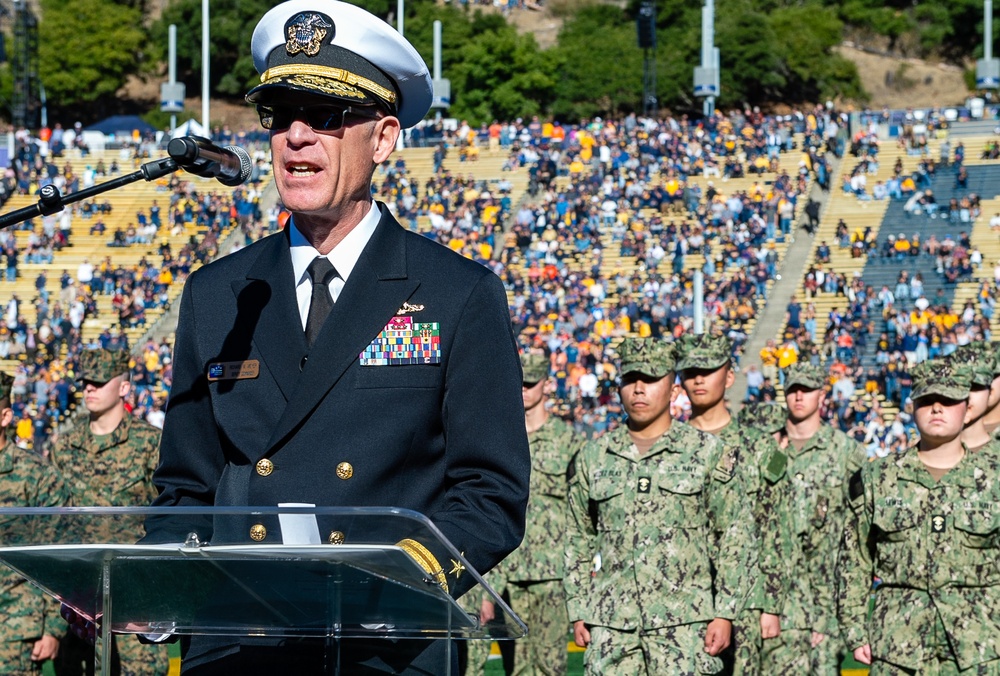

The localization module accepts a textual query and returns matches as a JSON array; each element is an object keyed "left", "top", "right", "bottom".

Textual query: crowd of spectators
[
  {"left": 747, "top": 113, "right": 1000, "bottom": 457},
  {"left": 463, "top": 107, "right": 845, "bottom": 437},
  {"left": 5, "top": 103, "right": 990, "bottom": 454},
  {"left": 0, "top": 124, "right": 270, "bottom": 454}
]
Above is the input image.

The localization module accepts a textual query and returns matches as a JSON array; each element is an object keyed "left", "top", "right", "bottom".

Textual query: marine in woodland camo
[
  {"left": 48, "top": 350, "right": 167, "bottom": 676},
  {"left": 0, "top": 371, "right": 70, "bottom": 675}
]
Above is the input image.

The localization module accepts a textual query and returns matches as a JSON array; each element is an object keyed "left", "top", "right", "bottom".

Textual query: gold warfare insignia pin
[
  {"left": 638, "top": 476, "right": 651, "bottom": 493},
  {"left": 931, "top": 514, "right": 945, "bottom": 533},
  {"left": 285, "top": 12, "right": 333, "bottom": 57},
  {"left": 397, "top": 302, "right": 425, "bottom": 315}
]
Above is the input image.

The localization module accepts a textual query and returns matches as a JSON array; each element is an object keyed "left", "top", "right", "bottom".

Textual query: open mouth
[{"left": 287, "top": 163, "right": 320, "bottom": 176}]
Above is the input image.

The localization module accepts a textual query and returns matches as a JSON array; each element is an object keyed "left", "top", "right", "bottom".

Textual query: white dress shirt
[{"left": 288, "top": 202, "right": 381, "bottom": 330}]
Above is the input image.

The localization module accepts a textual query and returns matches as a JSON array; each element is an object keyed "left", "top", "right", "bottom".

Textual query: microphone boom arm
[{"left": 0, "top": 156, "right": 178, "bottom": 230}]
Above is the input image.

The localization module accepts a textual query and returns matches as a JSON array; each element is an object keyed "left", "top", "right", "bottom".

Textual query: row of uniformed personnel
[
  {"left": 0, "top": 348, "right": 166, "bottom": 676},
  {"left": 475, "top": 335, "right": 1000, "bottom": 675}
]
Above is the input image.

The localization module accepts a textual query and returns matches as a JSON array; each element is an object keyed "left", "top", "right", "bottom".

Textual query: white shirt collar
[{"left": 289, "top": 201, "right": 382, "bottom": 290}]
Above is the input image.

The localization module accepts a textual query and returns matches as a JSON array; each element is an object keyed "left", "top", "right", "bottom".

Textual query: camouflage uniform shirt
[
  {"left": 772, "top": 423, "right": 864, "bottom": 635},
  {"left": 839, "top": 445, "right": 1000, "bottom": 670},
  {"left": 716, "top": 419, "right": 788, "bottom": 614},
  {"left": 49, "top": 413, "right": 160, "bottom": 509},
  {"left": 0, "top": 438, "right": 69, "bottom": 642},
  {"left": 564, "top": 420, "right": 751, "bottom": 630},
  {"left": 492, "top": 415, "right": 578, "bottom": 587}
]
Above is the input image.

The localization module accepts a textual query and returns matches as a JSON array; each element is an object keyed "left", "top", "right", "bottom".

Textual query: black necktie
[{"left": 305, "top": 257, "right": 336, "bottom": 347}]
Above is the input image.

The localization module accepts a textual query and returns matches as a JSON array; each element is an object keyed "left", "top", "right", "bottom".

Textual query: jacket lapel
[
  {"left": 262, "top": 209, "right": 419, "bottom": 455},
  {"left": 233, "top": 231, "right": 307, "bottom": 401}
]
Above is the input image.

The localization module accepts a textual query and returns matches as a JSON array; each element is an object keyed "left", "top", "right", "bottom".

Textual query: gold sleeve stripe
[
  {"left": 396, "top": 538, "right": 449, "bottom": 593},
  {"left": 261, "top": 64, "right": 397, "bottom": 104}
]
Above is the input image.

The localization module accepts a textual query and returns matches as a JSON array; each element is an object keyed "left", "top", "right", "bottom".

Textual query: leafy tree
[
  {"left": 149, "top": 0, "right": 270, "bottom": 97},
  {"left": 449, "top": 23, "right": 554, "bottom": 124},
  {"left": 37, "top": 0, "right": 146, "bottom": 117},
  {"left": 548, "top": 5, "right": 645, "bottom": 118},
  {"left": 769, "top": 3, "right": 864, "bottom": 103}
]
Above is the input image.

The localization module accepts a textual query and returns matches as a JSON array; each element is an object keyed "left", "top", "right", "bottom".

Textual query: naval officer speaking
[{"left": 145, "top": 1, "right": 530, "bottom": 672}]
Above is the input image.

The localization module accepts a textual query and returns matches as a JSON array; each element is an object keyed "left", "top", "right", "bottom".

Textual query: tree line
[{"left": 5, "top": 0, "right": 995, "bottom": 127}]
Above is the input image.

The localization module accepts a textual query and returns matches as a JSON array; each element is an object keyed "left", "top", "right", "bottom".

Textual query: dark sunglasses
[{"left": 256, "top": 104, "right": 380, "bottom": 131}]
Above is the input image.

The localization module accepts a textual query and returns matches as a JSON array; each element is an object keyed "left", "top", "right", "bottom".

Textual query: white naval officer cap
[{"left": 246, "top": 0, "right": 433, "bottom": 129}]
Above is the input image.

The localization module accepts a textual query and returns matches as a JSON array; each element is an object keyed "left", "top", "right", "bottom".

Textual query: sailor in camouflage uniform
[
  {"left": 839, "top": 359, "right": 1000, "bottom": 674},
  {"left": 49, "top": 350, "right": 167, "bottom": 676},
  {"left": 759, "top": 363, "right": 865, "bottom": 674},
  {"left": 675, "top": 334, "right": 788, "bottom": 676},
  {"left": 980, "top": 342, "right": 1000, "bottom": 440},
  {"left": 949, "top": 343, "right": 1000, "bottom": 454},
  {"left": 564, "top": 338, "right": 751, "bottom": 675},
  {"left": 0, "top": 371, "right": 69, "bottom": 675},
  {"left": 472, "top": 353, "right": 579, "bottom": 675},
  {"left": 504, "top": 353, "right": 577, "bottom": 675}
]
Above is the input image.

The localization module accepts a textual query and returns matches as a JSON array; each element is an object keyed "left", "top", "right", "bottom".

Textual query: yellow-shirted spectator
[
  {"left": 594, "top": 317, "right": 615, "bottom": 339},
  {"left": 481, "top": 204, "right": 500, "bottom": 227},
  {"left": 15, "top": 416, "right": 31, "bottom": 444},
  {"left": 569, "top": 157, "right": 585, "bottom": 174},
  {"left": 777, "top": 341, "right": 798, "bottom": 370},
  {"left": 910, "top": 309, "right": 931, "bottom": 330},
  {"left": 616, "top": 314, "right": 631, "bottom": 334},
  {"left": 541, "top": 121, "right": 554, "bottom": 140}
]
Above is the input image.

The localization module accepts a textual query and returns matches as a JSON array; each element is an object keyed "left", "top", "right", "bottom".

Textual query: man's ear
[{"left": 373, "top": 117, "right": 401, "bottom": 164}]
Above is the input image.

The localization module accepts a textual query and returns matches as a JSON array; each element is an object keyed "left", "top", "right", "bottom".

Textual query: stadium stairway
[{"left": 857, "top": 162, "right": 1000, "bottom": 365}]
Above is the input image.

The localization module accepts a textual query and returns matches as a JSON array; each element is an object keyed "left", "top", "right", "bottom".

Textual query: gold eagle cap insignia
[{"left": 397, "top": 302, "right": 425, "bottom": 315}]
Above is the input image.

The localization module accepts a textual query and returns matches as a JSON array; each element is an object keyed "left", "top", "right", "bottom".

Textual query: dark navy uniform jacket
[{"left": 146, "top": 205, "right": 529, "bottom": 671}]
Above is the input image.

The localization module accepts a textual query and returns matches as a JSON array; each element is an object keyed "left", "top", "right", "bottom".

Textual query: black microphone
[{"left": 167, "top": 136, "right": 253, "bottom": 187}]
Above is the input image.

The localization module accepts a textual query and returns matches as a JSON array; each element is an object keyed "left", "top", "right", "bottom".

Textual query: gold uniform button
[
  {"left": 256, "top": 458, "right": 274, "bottom": 477},
  {"left": 249, "top": 524, "right": 267, "bottom": 542},
  {"left": 336, "top": 462, "right": 353, "bottom": 480},
  {"left": 328, "top": 531, "right": 345, "bottom": 545}
]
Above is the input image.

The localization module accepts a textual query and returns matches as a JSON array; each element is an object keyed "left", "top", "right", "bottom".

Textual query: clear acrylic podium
[{"left": 0, "top": 506, "right": 525, "bottom": 675}]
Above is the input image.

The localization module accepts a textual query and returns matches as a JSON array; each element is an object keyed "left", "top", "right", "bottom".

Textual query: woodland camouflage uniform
[
  {"left": 49, "top": 349, "right": 167, "bottom": 676},
  {"left": 0, "top": 371, "right": 70, "bottom": 675}
]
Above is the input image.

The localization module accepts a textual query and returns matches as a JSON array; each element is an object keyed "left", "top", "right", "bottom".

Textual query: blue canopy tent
[{"left": 84, "top": 115, "right": 156, "bottom": 137}]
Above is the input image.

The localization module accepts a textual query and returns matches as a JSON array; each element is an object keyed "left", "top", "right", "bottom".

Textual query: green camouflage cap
[
  {"left": 520, "top": 353, "right": 550, "bottom": 384},
  {"left": 911, "top": 358, "right": 972, "bottom": 401},
  {"left": 950, "top": 342, "right": 999, "bottom": 385},
  {"left": 737, "top": 402, "right": 787, "bottom": 434},
  {"left": 77, "top": 349, "right": 131, "bottom": 383},
  {"left": 0, "top": 372, "right": 11, "bottom": 402},
  {"left": 617, "top": 338, "right": 675, "bottom": 379},
  {"left": 784, "top": 362, "right": 827, "bottom": 390},
  {"left": 675, "top": 333, "right": 733, "bottom": 371}
]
